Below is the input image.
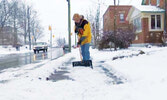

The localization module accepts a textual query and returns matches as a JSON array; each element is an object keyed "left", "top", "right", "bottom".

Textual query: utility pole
[
  {"left": 27, "top": 6, "right": 31, "bottom": 50},
  {"left": 49, "top": 25, "right": 52, "bottom": 60},
  {"left": 67, "top": 0, "right": 71, "bottom": 52},
  {"left": 113, "top": 0, "right": 117, "bottom": 50},
  {"left": 49, "top": 25, "right": 52, "bottom": 48},
  {"left": 164, "top": 0, "right": 166, "bottom": 33}
]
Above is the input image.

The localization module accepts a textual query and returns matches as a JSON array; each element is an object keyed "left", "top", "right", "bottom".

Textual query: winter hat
[{"left": 73, "top": 13, "right": 80, "bottom": 20}]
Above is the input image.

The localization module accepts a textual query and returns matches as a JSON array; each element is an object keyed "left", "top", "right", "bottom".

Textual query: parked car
[{"left": 33, "top": 42, "right": 48, "bottom": 53}]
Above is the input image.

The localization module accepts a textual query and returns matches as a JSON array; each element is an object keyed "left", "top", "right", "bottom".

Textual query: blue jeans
[{"left": 81, "top": 43, "right": 90, "bottom": 60}]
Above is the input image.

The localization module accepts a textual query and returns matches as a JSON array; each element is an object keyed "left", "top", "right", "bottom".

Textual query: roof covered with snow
[
  {"left": 116, "top": 0, "right": 164, "bottom": 12},
  {"left": 134, "top": 5, "right": 165, "bottom": 12},
  {"left": 119, "top": 0, "right": 142, "bottom": 6}
]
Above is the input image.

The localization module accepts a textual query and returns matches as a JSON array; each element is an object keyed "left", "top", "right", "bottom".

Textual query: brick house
[
  {"left": 0, "top": 26, "right": 22, "bottom": 46},
  {"left": 103, "top": 6, "right": 132, "bottom": 32},
  {"left": 0, "top": 26, "right": 14, "bottom": 45},
  {"left": 127, "top": 0, "right": 167, "bottom": 46},
  {"left": 142, "top": 0, "right": 167, "bottom": 40},
  {"left": 127, "top": 5, "right": 165, "bottom": 46},
  {"left": 103, "top": 0, "right": 167, "bottom": 46}
]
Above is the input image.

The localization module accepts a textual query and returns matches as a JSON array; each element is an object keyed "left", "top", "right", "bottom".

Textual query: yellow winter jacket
[{"left": 75, "top": 20, "right": 92, "bottom": 45}]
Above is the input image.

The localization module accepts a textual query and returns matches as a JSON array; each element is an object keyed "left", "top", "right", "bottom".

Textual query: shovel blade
[{"left": 72, "top": 60, "right": 93, "bottom": 69}]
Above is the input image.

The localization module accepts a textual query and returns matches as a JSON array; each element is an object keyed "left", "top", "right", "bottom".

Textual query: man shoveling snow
[{"left": 72, "top": 13, "right": 93, "bottom": 68}]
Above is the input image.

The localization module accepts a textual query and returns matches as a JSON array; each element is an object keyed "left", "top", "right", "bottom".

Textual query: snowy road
[{"left": 0, "top": 47, "right": 64, "bottom": 72}]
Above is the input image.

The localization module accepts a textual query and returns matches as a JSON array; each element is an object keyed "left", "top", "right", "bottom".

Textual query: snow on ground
[
  {"left": 0, "top": 46, "right": 167, "bottom": 100},
  {"left": 0, "top": 46, "right": 32, "bottom": 57}
]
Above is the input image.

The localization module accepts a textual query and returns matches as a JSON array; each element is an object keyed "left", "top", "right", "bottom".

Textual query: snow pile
[
  {"left": 0, "top": 46, "right": 167, "bottom": 100},
  {"left": 0, "top": 45, "right": 32, "bottom": 56}
]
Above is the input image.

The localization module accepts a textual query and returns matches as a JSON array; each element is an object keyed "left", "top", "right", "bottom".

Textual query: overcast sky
[
  {"left": 26, "top": 0, "right": 105, "bottom": 45},
  {"left": 26, "top": 0, "right": 141, "bottom": 45}
]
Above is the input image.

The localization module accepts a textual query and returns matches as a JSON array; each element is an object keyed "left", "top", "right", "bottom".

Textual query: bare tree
[
  {"left": 10, "top": 0, "right": 20, "bottom": 46},
  {"left": 32, "top": 20, "right": 44, "bottom": 43},
  {"left": 85, "top": 0, "right": 102, "bottom": 48},
  {"left": 18, "top": 2, "right": 28, "bottom": 44},
  {"left": 0, "top": 0, "right": 44, "bottom": 46},
  {"left": 56, "top": 38, "right": 66, "bottom": 47},
  {"left": 0, "top": 0, "right": 9, "bottom": 29},
  {"left": 0, "top": 0, "right": 14, "bottom": 44},
  {"left": 94, "top": 3, "right": 100, "bottom": 48},
  {"left": 28, "top": 6, "right": 44, "bottom": 45}
]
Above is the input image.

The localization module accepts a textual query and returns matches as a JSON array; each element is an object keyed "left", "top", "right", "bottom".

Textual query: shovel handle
[{"left": 79, "top": 47, "right": 83, "bottom": 61}]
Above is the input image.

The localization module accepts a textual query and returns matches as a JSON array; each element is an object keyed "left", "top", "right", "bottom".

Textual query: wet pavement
[
  {"left": 0, "top": 48, "right": 64, "bottom": 72},
  {"left": 47, "top": 70, "right": 74, "bottom": 82},
  {"left": 47, "top": 57, "right": 75, "bottom": 82}
]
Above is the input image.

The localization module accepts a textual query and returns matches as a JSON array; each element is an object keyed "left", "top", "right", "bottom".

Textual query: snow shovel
[{"left": 72, "top": 47, "right": 93, "bottom": 69}]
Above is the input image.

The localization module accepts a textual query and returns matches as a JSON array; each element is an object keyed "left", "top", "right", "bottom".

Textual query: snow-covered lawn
[
  {"left": 0, "top": 46, "right": 167, "bottom": 100},
  {"left": 0, "top": 46, "right": 32, "bottom": 58}
]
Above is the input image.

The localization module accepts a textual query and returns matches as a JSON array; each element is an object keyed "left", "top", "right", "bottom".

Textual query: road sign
[{"left": 49, "top": 25, "right": 52, "bottom": 31}]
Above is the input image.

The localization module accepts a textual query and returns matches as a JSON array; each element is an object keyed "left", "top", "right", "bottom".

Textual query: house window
[
  {"left": 133, "top": 17, "right": 142, "bottom": 32},
  {"left": 120, "top": 13, "right": 124, "bottom": 22},
  {"left": 151, "top": 15, "right": 161, "bottom": 29},
  {"left": 157, "top": 0, "right": 160, "bottom": 6},
  {"left": 157, "top": 15, "right": 161, "bottom": 29},
  {"left": 151, "top": 15, "right": 155, "bottom": 29}
]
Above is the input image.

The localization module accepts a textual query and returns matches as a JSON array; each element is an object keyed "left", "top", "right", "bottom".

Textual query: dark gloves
[
  {"left": 77, "top": 40, "right": 81, "bottom": 46},
  {"left": 77, "top": 37, "right": 86, "bottom": 47}
]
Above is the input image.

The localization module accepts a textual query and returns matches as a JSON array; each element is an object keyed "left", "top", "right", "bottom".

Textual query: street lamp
[{"left": 66, "top": 0, "right": 71, "bottom": 52}]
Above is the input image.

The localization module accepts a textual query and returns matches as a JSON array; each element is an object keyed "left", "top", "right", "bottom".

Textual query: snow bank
[{"left": 0, "top": 45, "right": 32, "bottom": 57}]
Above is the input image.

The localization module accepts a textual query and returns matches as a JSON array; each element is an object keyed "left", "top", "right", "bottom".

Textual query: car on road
[{"left": 33, "top": 42, "right": 48, "bottom": 54}]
